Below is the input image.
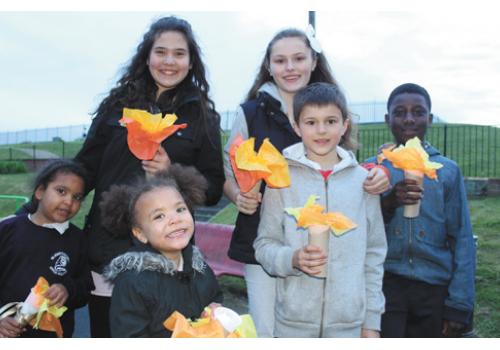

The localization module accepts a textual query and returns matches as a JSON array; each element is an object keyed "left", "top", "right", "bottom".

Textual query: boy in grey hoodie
[{"left": 254, "top": 83, "right": 387, "bottom": 337}]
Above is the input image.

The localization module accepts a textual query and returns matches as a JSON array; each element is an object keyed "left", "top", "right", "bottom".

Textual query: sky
[{"left": 1, "top": 2, "right": 499, "bottom": 132}]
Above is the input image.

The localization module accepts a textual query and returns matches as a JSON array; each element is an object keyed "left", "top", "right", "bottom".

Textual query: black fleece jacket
[
  {"left": 104, "top": 243, "right": 222, "bottom": 337},
  {"left": 75, "top": 87, "right": 224, "bottom": 272}
]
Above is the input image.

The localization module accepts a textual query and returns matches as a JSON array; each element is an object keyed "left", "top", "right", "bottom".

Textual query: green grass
[
  {"left": 209, "top": 203, "right": 238, "bottom": 225},
  {"left": 468, "top": 197, "right": 500, "bottom": 337},
  {"left": 0, "top": 141, "right": 84, "bottom": 160},
  {"left": 0, "top": 147, "right": 29, "bottom": 160}
]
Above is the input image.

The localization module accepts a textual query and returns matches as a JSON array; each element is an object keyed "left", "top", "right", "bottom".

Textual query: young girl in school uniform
[{"left": 0, "top": 160, "right": 92, "bottom": 338}]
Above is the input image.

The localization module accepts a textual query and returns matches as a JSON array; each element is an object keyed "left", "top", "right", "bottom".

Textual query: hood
[
  {"left": 283, "top": 142, "right": 359, "bottom": 173},
  {"left": 103, "top": 244, "right": 206, "bottom": 282},
  {"left": 258, "top": 82, "right": 287, "bottom": 114}
]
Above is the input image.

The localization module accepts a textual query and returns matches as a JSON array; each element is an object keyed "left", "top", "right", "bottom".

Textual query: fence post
[
  {"left": 443, "top": 124, "right": 447, "bottom": 156},
  {"left": 494, "top": 126, "right": 497, "bottom": 177},
  {"left": 9, "top": 147, "right": 12, "bottom": 161},
  {"left": 32, "top": 144, "right": 37, "bottom": 170},
  {"left": 62, "top": 141, "right": 65, "bottom": 159},
  {"left": 356, "top": 128, "right": 361, "bottom": 161},
  {"left": 474, "top": 126, "right": 478, "bottom": 177},
  {"left": 495, "top": 126, "right": 497, "bottom": 177}
]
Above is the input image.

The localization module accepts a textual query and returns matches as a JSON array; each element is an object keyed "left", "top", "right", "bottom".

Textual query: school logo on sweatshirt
[{"left": 50, "top": 252, "right": 70, "bottom": 276}]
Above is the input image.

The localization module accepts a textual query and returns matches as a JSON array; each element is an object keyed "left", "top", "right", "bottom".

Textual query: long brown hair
[
  {"left": 94, "top": 16, "right": 219, "bottom": 137},
  {"left": 246, "top": 28, "right": 339, "bottom": 102}
]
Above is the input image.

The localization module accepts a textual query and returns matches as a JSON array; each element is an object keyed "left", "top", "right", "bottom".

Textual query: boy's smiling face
[
  {"left": 385, "top": 92, "right": 433, "bottom": 145},
  {"left": 293, "top": 103, "right": 348, "bottom": 169}
]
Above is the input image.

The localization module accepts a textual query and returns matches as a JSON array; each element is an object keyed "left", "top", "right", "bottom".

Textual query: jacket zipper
[
  {"left": 408, "top": 218, "right": 413, "bottom": 267},
  {"left": 318, "top": 175, "right": 329, "bottom": 337}
]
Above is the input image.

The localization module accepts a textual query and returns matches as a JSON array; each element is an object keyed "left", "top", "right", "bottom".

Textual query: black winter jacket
[
  {"left": 228, "top": 92, "right": 300, "bottom": 264},
  {"left": 103, "top": 243, "right": 222, "bottom": 337},
  {"left": 75, "top": 87, "right": 224, "bottom": 272}
]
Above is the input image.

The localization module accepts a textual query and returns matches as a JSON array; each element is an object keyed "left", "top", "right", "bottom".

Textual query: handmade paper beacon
[
  {"left": 163, "top": 307, "right": 256, "bottom": 338},
  {"left": 286, "top": 195, "right": 357, "bottom": 237},
  {"left": 381, "top": 136, "right": 443, "bottom": 179},
  {"left": 119, "top": 108, "right": 187, "bottom": 160},
  {"left": 286, "top": 195, "right": 357, "bottom": 277},
  {"left": 0, "top": 277, "right": 67, "bottom": 337},
  {"left": 381, "top": 137, "right": 443, "bottom": 217},
  {"left": 229, "top": 134, "right": 290, "bottom": 194}
]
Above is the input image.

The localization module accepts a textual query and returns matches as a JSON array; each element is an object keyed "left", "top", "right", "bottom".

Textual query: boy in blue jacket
[{"left": 371, "top": 83, "right": 475, "bottom": 337}]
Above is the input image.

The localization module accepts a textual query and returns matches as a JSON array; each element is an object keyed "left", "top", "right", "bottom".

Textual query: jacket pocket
[
  {"left": 414, "top": 221, "right": 447, "bottom": 248},
  {"left": 414, "top": 224, "right": 452, "bottom": 274},
  {"left": 329, "top": 286, "right": 365, "bottom": 325},
  {"left": 385, "top": 225, "right": 404, "bottom": 260},
  {"left": 276, "top": 276, "right": 323, "bottom": 324}
]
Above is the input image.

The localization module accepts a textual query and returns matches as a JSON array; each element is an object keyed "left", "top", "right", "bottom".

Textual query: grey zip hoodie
[{"left": 254, "top": 143, "right": 387, "bottom": 337}]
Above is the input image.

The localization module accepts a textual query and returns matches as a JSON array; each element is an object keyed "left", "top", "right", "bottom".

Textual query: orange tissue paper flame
[
  {"left": 229, "top": 134, "right": 290, "bottom": 193},
  {"left": 381, "top": 137, "right": 443, "bottom": 179},
  {"left": 285, "top": 195, "right": 357, "bottom": 237},
  {"left": 119, "top": 108, "right": 187, "bottom": 160},
  {"left": 27, "top": 277, "right": 67, "bottom": 338},
  {"left": 164, "top": 310, "right": 256, "bottom": 338}
]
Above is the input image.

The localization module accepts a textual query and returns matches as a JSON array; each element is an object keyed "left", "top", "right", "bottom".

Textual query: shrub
[{"left": 0, "top": 161, "right": 27, "bottom": 174}]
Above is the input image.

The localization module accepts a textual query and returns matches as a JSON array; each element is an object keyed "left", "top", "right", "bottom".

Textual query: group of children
[
  {"left": 0, "top": 161, "right": 223, "bottom": 338},
  {"left": 252, "top": 82, "right": 475, "bottom": 338},
  {"left": 0, "top": 81, "right": 475, "bottom": 338}
]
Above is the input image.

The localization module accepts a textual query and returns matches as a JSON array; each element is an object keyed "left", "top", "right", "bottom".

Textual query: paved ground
[
  {"left": 16, "top": 148, "right": 59, "bottom": 159},
  {"left": 73, "top": 307, "right": 91, "bottom": 338}
]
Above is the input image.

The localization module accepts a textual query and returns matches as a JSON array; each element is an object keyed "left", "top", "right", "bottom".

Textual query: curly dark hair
[
  {"left": 99, "top": 164, "right": 208, "bottom": 237},
  {"left": 246, "top": 28, "right": 339, "bottom": 102},
  {"left": 387, "top": 83, "right": 432, "bottom": 112},
  {"left": 94, "top": 16, "right": 219, "bottom": 137}
]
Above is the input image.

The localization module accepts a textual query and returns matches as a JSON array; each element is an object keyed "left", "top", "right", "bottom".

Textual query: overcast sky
[{"left": 1, "top": 8, "right": 499, "bottom": 131}]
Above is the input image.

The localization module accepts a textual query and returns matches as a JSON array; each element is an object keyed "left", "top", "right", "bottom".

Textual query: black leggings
[{"left": 88, "top": 295, "right": 111, "bottom": 338}]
